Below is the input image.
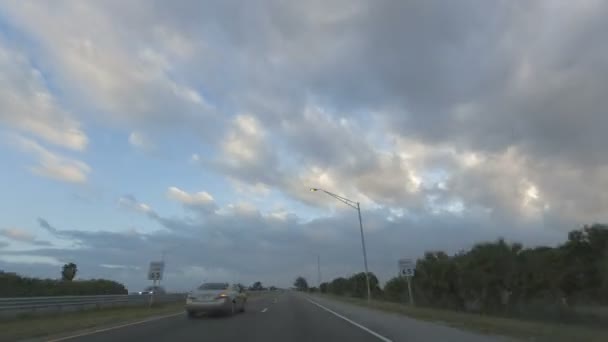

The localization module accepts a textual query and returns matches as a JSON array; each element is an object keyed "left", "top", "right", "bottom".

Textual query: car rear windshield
[{"left": 198, "top": 283, "right": 229, "bottom": 290}]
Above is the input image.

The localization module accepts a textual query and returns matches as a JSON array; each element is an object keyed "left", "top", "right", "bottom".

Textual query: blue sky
[{"left": 1, "top": 0, "right": 607, "bottom": 291}]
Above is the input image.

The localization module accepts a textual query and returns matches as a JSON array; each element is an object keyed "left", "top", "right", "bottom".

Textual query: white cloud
[
  {"left": 0, "top": 40, "right": 88, "bottom": 150},
  {"left": 0, "top": 255, "right": 63, "bottom": 266},
  {"left": 267, "top": 209, "right": 290, "bottom": 221},
  {"left": 2, "top": 0, "right": 608, "bottom": 289},
  {"left": 213, "top": 114, "right": 281, "bottom": 187},
  {"left": 128, "top": 131, "right": 154, "bottom": 151},
  {"left": 100, "top": 264, "right": 140, "bottom": 270},
  {"left": 214, "top": 202, "right": 258, "bottom": 216},
  {"left": 118, "top": 195, "right": 157, "bottom": 217},
  {"left": 222, "top": 115, "right": 266, "bottom": 164},
  {"left": 167, "top": 186, "right": 214, "bottom": 207},
  {"left": 12, "top": 135, "right": 91, "bottom": 184},
  {"left": 231, "top": 179, "right": 271, "bottom": 197},
  {"left": 190, "top": 153, "right": 201, "bottom": 163},
  {"left": 1, "top": 1, "right": 215, "bottom": 136},
  {"left": 0, "top": 228, "right": 34, "bottom": 242}
]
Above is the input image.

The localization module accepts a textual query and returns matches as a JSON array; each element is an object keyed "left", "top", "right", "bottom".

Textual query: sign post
[
  {"left": 398, "top": 258, "right": 415, "bottom": 306},
  {"left": 148, "top": 261, "right": 164, "bottom": 282},
  {"left": 147, "top": 261, "right": 164, "bottom": 307}
]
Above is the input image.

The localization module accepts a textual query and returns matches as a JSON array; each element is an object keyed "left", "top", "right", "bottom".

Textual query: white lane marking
[
  {"left": 261, "top": 307, "right": 268, "bottom": 313},
  {"left": 47, "top": 311, "right": 184, "bottom": 342},
  {"left": 306, "top": 298, "right": 392, "bottom": 342}
]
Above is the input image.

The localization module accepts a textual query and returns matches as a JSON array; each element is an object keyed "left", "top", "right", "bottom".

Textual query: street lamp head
[{"left": 310, "top": 188, "right": 319, "bottom": 192}]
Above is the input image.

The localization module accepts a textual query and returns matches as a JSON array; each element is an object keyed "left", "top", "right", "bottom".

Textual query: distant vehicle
[
  {"left": 138, "top": 286, "right": 166, "bottom": 295},
  {"left": 185, "top": 282, "right": 247, "bottom": 318}
]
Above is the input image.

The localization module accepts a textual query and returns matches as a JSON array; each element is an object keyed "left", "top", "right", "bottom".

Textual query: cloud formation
[
  {"left": 0, "top": 227, "right": 52, "bottom": 246},
  {"left": 0, "top": 0, "right": 606, "bottom": 289},
  {"left": 117, "top": 195, "right": 158, "bottom": 219},
  {"left": 2, "top": 1, "right": 219, "bottom": 140},
  {"left": 0, "top": 228, "right": 34, "bottom": 242},
  {"left": 0, "top": 39, "right": 88, "bottom": 151},
  {"left": 166, "top": 187, "right": 215, "bottom": 209},
  {"left": 3, "top": 196, "right": 561, "bottom": 291},
  {"left": 128, "top": 131, "right": 155, "bottom": 152},
  {"left": 12, "top": 136, "right": 91, "bottom": 184}
]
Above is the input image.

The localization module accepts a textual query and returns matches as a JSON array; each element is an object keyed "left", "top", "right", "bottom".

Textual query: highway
[{"left": 46, "top": 292, "right": 511, "bottom": 342}]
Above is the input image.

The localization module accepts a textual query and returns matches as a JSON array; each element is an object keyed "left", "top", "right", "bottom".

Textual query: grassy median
[
  {"left": 317, "top": 294, "right": 608, "bottom": 342},
  {"left": 0, "top": 302, "right": 184, "bottom": 342}
]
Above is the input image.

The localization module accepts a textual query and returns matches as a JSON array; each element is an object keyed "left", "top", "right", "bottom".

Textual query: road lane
[
  {"left": 49, "top": 292, "right": 379, "bottom": 342},
  {"left": 41, "top": 291, "right": 510, "bottom": 342},
  {"left": 245, "top": 291, "right": 379, "bottom": 342},
  {"left": 49, "top": 292, "right": 276, "bottom": 342}
]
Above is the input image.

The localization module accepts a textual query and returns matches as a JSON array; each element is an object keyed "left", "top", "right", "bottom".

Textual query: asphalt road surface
[{"left": 45, "top": 292, "right": 512, "bottom": 342}]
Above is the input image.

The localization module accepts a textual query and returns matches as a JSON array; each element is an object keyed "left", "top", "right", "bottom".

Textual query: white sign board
[
  {"left": 398, "top": 258, "right": 415, "bottom": 277},
  {"left": 148, "top": 261, "right": 164, "bottom": 280}
]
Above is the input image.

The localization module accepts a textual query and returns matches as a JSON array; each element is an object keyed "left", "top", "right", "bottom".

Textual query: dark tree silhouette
[{"left": 61, "top": 263, "right": 77, "bottom": 281}]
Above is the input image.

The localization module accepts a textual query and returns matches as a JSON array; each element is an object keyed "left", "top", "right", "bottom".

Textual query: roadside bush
[
  {"left": 324, "top": 273, "right": 382, "bottom": 298},
  {"left": 322, "top": 224, "right": 608, "bottom": 325},
  {"left": 384, "top": 276, "right": 409, "bottom": 302},
  {"left": 0, "top": 272, "right": 128, "bottom": 297}
]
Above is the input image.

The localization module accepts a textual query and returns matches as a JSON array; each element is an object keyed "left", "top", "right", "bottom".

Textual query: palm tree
[{"left": 61, "top": 263, "right": 77, "bottom": 281}]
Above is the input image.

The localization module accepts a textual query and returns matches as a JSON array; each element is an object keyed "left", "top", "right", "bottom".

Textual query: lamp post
[
  {"left": 310, "top": 188, "right": 371, "bottom": 302},
  {"left": 317, "top": 254, "right": 322, "bottom": 289}
]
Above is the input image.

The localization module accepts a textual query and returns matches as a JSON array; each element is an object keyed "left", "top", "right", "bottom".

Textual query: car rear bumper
[{"left": 185, "top": 299, "right": 232, "bottom": 313}]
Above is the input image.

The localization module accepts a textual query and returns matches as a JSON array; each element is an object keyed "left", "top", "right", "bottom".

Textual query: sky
[{"left": 1, "top": 0, "right": 607, "bottom": 292}]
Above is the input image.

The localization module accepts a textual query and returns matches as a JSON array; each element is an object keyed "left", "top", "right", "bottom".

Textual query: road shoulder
[
  {"left": 307, "top": 294, "right": 513, "bottom": 342},
  {"left": 310, "top": 294, "right": 608, "bottom": 342}
]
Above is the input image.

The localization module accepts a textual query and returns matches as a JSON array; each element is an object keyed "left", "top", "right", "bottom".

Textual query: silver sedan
[{"left": 185, "top": 282, "right": 247, "bottom": 318}]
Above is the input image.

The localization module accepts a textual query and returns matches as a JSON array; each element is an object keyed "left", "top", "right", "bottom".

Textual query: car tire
[{"left": 186, "top": 311, "right": 197, "bottom": 319}]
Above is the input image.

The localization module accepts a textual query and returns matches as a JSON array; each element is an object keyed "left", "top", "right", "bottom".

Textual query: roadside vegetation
[
  {"left": 0, "top": 271, "right": 127, "bottom": 297},
  {"left": 0, "top": 302, "right": 183, "bottom": 341},
  {"left": 308, "top": 224, "right": 608, "bottom": 340}
]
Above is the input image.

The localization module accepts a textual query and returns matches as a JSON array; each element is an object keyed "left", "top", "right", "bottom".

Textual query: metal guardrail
[{"left": 0, "top": 294, "right": 186, "bottom": 319}]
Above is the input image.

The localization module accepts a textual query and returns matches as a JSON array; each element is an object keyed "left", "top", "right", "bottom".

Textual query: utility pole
[
  {"left": 317, "top": 254, "right": 322, "bottom": 288},
  {"left": 357, "top": 202, "right": 371, "bottom": 302}
]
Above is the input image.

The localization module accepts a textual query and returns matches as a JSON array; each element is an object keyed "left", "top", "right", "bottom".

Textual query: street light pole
[
  {"left": 317, "top": 254, "right": 322, "bottom": 288},
  {"left": 310, "top": 188, "right": 371, "bottom": 302},
  {"left": 356, "top": 202, "right": 371, "bottom": 302}
]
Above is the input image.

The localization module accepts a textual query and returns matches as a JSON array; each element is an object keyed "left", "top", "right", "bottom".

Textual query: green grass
[
  {"left": 0, "top": 302, "right": 184, "bottom": 342},
  {"left": 318, "top": 295, "right": 608, "bottom": 342}
]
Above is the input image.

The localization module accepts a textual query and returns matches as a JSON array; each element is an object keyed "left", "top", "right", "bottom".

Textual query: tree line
[
  {"left": 312, "top": 224, "right": 608, "bottom": 322},
  {"left": 0, "top": 262, "right": 128, "bottom": 297},
  {"left": 247, "top": 281, "right": 277, "bottom": 291}
]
